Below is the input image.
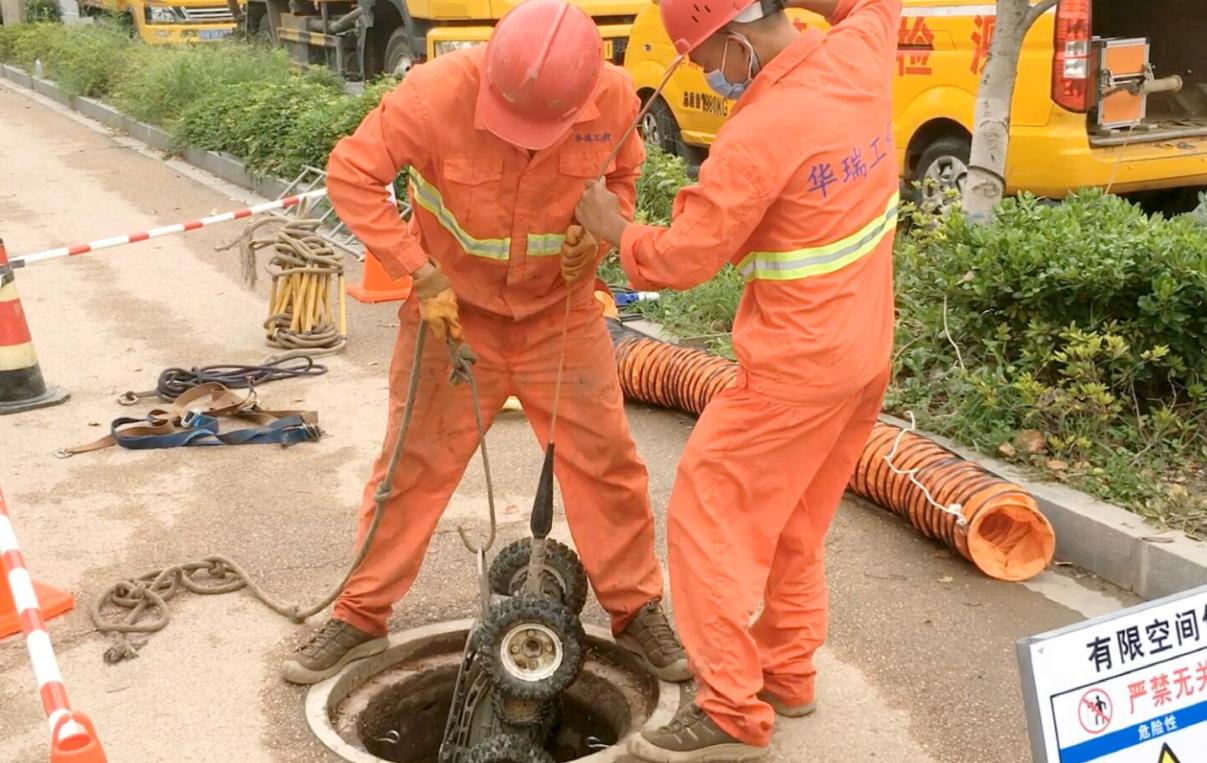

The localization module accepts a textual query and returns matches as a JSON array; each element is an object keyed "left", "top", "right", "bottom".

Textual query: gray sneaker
[
  {"left": 628, "top": 702, "right": 768, "bottom": 762},
  {"left": 617, "top": 599, "right": 692, "bottom": 682},
  {"left": 281, "top": 618, "right": 388, "bottom": 685}
]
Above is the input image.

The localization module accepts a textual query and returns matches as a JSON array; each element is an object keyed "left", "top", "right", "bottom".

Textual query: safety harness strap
[
  {"left": 57, "top": 382, "right": 320, "bottom": 456},
  {"left": 738, "top": 192, "right": 899, "bottom": 282}
]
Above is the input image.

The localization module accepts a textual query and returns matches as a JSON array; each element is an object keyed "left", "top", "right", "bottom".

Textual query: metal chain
[{"left": 90, "top": 320, "right": 495, "bottom": 663}]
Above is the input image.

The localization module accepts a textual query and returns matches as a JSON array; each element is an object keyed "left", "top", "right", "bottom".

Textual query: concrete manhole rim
[{"left": 304, "top": 618, "right": 679, "bottom": 763}]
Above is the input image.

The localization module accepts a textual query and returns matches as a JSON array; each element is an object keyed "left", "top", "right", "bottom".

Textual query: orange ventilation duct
[{"left": 604, "top": 316, "right": 1055, "bottom": 582}]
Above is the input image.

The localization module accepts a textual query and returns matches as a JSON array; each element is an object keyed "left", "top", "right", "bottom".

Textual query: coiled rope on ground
[
  {"left": 219, "top": 216, "right": 347, "bottom": 355},
  {"left": 119, "top": 356, "right": 328, "bottom": 405}
]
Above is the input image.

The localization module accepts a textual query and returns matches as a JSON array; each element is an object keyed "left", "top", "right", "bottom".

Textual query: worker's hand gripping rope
[
  {"left": 413, "top": 261, "right": 463, "bottom": 343},
  {"left": 559, "top": 224, "right": 599, "bottom": 283}
]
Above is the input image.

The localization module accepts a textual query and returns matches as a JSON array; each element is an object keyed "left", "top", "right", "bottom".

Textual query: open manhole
[{"left": 306, "top": 619, "right": 677, "bottom": 763}]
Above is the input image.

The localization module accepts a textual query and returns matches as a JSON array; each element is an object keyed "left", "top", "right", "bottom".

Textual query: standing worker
[
  {"left": 282, "top": 0, "right": 690, "bottom": 687},
  {"left": 574, "top": 0, "right": 901, "bottom": 758}
]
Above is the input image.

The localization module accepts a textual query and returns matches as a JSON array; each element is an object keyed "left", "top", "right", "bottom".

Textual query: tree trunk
[{"left": 962, "top": 0, "right": 1057, "bottom": 223}]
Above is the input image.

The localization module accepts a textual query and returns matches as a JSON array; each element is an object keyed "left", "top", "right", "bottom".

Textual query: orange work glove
[
  {"left": 412, "top": 263, "right": 462, "bottom": 343},
  {"left": 560, "top": 224, "right": 598, "bottom": 283}
]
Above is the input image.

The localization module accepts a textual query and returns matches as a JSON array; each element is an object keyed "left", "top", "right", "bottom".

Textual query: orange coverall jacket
[
  {"left": 326, "top": 46, "right": 645, "bottom": 319},
  {"left": 320, "top": 48, "right": 665, "bottom": 639},
  {"left": 619, "top": 0, "right": 901, "bottom": 403}
]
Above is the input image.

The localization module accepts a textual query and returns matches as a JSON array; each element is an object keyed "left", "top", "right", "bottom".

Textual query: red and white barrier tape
[
  {"left": 0, "top": 485, "right": 88, "bottom": 745},
  {"left": 9, "top": 189, "right": 329, "bottom": 268}
]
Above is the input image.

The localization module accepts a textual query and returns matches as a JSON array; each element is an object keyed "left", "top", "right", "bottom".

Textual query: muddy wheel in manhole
[
  {"left": 464, "top": 734, "right": 556, "bottom": 763},
  {"left": 306, "top": 620, "right": 677, "bottom": 763},
  {"left": 488, "top": 539, "right": 589, "bottom": 615},
  {"left": 481, "top": 594, "right": 584, "bottom": 702}
]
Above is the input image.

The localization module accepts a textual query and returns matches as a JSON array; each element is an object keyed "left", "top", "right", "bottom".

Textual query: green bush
[
  {"left": 635, "top": 147, "right": 689, "bottom": 225},
  {"left": 275, "top": 76, "right": 399, "bottom": 176},
  {"left": 892, "top": 191, "right": 1207, "bottom": 535},
  {"left": 0, "top": 22, "right": 62, "bottom": 70},
  {"left": 25, "top": 0, "right": 61, "bottom": 23},
  {"left": 175, "top": 78, "right": 343, "bottom": 175},
  {"left": 45, "top": 22, "right": 132, "bottom": 97},
  {"left": 110, "top": 42, "right": 293, "bottom": 126}
]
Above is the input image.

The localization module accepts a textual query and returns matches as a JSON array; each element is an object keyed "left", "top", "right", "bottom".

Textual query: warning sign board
[{"left": 1018, "top": 583, "right": 1207, "bottom": 762}]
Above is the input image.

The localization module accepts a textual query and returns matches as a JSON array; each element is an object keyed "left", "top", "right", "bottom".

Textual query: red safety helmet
[
  {"left": 659, "top": 0, "right": 781, "bottom": 54},
  {"left": 478, "top": 0, "right": 603, "bottom": 150}
]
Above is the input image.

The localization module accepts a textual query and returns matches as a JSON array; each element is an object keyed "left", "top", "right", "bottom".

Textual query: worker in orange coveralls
[
  {"left": 574, "top": 0, "right": 901, "bottom": 758},
  {"left": 281, "top": 0, "right": 691, "bottom": 687}
]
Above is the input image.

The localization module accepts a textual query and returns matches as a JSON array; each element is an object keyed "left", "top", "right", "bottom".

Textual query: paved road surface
[{"left": 0, "top": 82, "right": 1140, "bottom": 763}]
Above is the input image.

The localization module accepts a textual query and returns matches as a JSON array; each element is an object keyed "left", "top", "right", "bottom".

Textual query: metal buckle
[{"left": 181, "top": 409, "right": 204, "bottom": 428}]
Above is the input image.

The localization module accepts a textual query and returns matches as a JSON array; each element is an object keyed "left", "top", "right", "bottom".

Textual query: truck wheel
[
  {"left": 488, "top": 538, "right": 589, "bottom": 615},
  {"left": 481, "top": 594, "right": 584, "bottom": 702},
  {"left": 384, "top": 28, "right": 416, "bottom": 76},
  {"left": 914, "top": 135, "right": 971, "bottom": 213},
  {"left": 464, "top": 734, "right": 556, "bottom": 763}
]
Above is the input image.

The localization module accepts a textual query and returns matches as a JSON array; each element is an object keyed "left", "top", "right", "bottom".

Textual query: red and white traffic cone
[{"left": 0, "top": 239, "right": 69, "bottom": 415}]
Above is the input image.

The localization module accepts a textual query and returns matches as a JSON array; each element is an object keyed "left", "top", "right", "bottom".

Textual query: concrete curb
[
  {"left": 879, "top": 413, "right": 1207, "bottom": 600},
  {"left": 0, "top": 64, "right": 293, "bottom": 201}
]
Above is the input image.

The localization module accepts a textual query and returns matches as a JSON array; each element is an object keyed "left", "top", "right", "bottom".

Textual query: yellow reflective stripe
[
  {"left": 408, "top": 168, "right": 570, "bottom": 260},
  {"left": 408, "top": 168, "right": 510, "bottom": 261},
  {"left": 738, "top": 193, "right": 899, "bottom": 282},
  {"left": 526, "top": 233, "right": 566, "bottom": 257}
]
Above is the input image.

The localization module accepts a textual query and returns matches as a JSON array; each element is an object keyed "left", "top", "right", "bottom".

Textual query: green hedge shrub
[
  {"left": 25, "top": 0, "right": 60, "bottom": 23},
  {"left": 45, "top": 22, "right": 132, "bottom": 97},
  {"left": 893, "top": 192, "right": 1207, "bottom": 534},
  {"left": 109, "top": 42, "right": 294, "bottom": 126}
]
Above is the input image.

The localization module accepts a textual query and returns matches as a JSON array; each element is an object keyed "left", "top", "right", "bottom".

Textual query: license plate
[{"left": 200, "top": 29, "right": 232, "bottom": 41}]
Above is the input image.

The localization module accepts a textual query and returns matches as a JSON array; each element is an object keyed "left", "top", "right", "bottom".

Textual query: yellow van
[{"left": 625, "top": 0, "right": 1207, "bottom": 204}]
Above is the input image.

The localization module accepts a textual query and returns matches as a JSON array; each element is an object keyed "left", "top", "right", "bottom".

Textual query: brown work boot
[
  {"left": 628, "top": 702, "right": 769, "bottom": 762},
  {"left": 281, "top": 618, "right": 388, "bottom": 685},
  {"left": 617, "top": 599, "right": 692, "bottom": 682},
  {"left": 758, "top": 690, "right": 818, "bottom": 718}
]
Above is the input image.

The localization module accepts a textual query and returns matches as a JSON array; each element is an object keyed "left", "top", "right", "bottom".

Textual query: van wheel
[
  {"left": 915, "top": 135, "right": 971, "bottom": 213},
  {"left": 640, "top": 96, "right": 706, "bottom": 169}
]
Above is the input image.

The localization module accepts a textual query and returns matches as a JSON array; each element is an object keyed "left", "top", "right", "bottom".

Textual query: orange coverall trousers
[
  {"left": 669, "top": 368, "right": 889, "bottom": 746},
  {"left": 333, "top": 296, "right": 663, "bottom": 637}
]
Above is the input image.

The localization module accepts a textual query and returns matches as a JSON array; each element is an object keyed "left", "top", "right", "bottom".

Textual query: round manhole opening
[{"left": 306, "top": 620, "right": 677, "bottom": 763}]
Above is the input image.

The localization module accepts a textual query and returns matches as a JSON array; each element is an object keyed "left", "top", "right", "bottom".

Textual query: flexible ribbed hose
[{"left": 605, "top": 318, "right": 1055, "bottom": 582}]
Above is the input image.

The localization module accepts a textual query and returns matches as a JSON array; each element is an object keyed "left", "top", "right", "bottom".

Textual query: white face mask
[{"left": 704, "top": 34, "right": 760, "bottom": 100}]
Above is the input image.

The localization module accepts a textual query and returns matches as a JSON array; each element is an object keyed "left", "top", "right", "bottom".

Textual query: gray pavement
[{"left": 0, "top": 83, "right": 1141, "bottom": 763}]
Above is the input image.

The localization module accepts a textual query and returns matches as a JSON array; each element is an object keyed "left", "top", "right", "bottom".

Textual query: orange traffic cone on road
[
  {"left": 347, "top": 251, "right": 413, "bottom": 304},
  {"left": 0, "top": 574, "right": 75, "bottom": 639},
  {"left": 0, "top": 240, "right": 69, "bottom": 415},
  {"left": 50, "top": 712, "right": 107, "bottom": 762}
]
